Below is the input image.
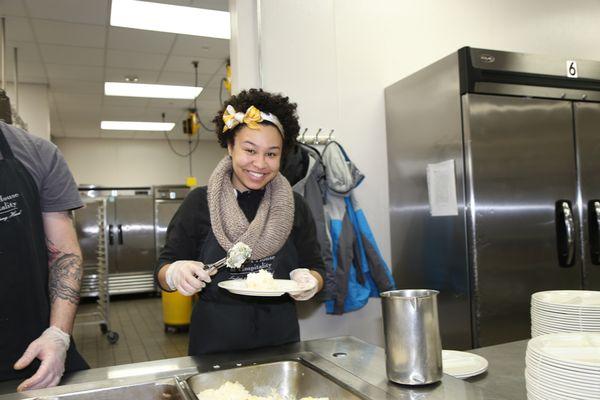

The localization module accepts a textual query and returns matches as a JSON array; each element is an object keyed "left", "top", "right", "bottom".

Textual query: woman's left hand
[{"left": 289, "top": 268, "right": 319, "bottom": 301}]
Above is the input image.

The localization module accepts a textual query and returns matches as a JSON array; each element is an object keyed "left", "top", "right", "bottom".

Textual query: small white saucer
[{"left": 442, "top": 350, "right": 489, "bottom": 379}]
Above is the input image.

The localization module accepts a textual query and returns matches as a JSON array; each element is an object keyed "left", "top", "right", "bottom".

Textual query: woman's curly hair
[{"left": 212, "top": 89, "right": 299, "bottom": 154}]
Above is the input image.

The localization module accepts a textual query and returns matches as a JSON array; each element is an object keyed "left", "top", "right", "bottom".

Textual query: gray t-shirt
[{"left": 0, "top": 121, "right": 82, "bottom": 212}]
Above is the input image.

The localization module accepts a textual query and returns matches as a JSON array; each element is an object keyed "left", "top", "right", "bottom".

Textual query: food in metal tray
[{"left": 196, "top": 380, "right": 329, "bottom": 400}]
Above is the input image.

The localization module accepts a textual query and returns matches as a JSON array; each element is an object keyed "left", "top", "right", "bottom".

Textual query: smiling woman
[
  {"left": 154, "top": 89, "right": 326, "bottom": 356},
  {"left": 228, "top": 125, "right": 282, "bottom": 191}
]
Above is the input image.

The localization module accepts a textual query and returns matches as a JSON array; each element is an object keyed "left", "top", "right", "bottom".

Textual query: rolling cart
[{"left": 75, "top": 199, "right": 119, "bottom": 344}]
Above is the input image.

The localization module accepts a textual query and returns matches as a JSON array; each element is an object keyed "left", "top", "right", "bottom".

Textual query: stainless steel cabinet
[
  {"left": 75, "top": 187, "right": 156, "bottom": 296},
  {"left": 385, "top": 47, "right": 600, "bottom": 349},
  {"left": 154, "top": 186, "right": 189, "bottom": 261},
  {"left": 155, "top": 200, "right": 181, "bottom": 254},
  {"left": 74, "top": 199, "right": 104, "bottom": 296},
  {"left": 108, "top": 195, "right": 155, "bottom": 274},
  {"left": 574, "top": 103, "right": 600, "bottom": 290},
  {"left": 463, "top": 94, "right": 581, "bottom": 346}
]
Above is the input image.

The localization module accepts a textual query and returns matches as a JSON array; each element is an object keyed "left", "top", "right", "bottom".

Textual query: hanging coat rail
[{"left": 297, "top": 128, "right": 335, "bottom": 145}]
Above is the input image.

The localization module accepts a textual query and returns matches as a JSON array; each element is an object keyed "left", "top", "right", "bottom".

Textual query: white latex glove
[
  {"left": 289, "top": 268, "right": 319, "bottom": 301},
  {"left": 14, "top": 326, "right": 70, "bottom": 392},
  {"left": 165, "top": 260, "right": 212, "bottom": 296}
]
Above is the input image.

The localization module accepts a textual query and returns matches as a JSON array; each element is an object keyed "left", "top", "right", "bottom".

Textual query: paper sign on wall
[{"left": 426, "top": 159, "right": 458, "bottom": 216}]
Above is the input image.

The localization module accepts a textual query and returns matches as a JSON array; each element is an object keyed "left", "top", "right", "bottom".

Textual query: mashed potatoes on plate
[
  {"left": 196, "top": 381, "right": 328, "bottom": 400},
  {"left": 245, "top": 269, "right": 278, "bottom": 290}
]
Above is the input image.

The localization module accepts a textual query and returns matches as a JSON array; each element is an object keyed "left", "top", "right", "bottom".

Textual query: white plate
[
  {"left": 527, "top": 353, "right": 600, "bottom": 383},
  {"left": 532, "top": 318, "right": 600, "bottom": 330},
  {"left": 526, "top": 362, "right": 600, "bottom": 389},
  {"left": 533, "top": 320, "right": 600, "bottom": 328},
  {"left": 527, "top": 333, "right": 600, "bottom": 368},
  {"left": 218, "top": 279, "right": 301, "bottom": 297},
  {"left": 532, "top": 304, "right": 600, "bottom": 315},
  {"left": 526, "top": 369, "right": 598, "bottom": 400},
  {"left": 532, "top": 291, "right": 600, "bottom": 308},
  {"left": 532, "top": 312, "right": 600, "bottom": 323},
  {"left": 531, "top": 323, "right": 600, "bottom": 332},
  {"left": 526, "top": 348, "right": 600, "bottom": 373},
  {"left": 532, "top": 311, "right": 600, "bottom": 323},
  {"left": 442, "top": 350, "right": 488, "bottom": 379}
]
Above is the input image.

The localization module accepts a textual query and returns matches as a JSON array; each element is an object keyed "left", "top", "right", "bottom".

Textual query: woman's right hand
[{"left": 165, "top": 260, "right": 212, "bottom": 296}]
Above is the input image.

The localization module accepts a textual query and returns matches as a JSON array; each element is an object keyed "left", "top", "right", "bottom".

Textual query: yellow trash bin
[{"left": 162, "top": 291, "right": 192, "bottom": 333}]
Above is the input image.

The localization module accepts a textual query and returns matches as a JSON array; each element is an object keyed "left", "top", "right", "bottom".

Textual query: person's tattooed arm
[
  {"left": 47, "top": 237, "right": 82, "bottom": 305},
  {"left": 43, "top": 211, "right": 83, "bottom": 334},
  {"left": 12, "top": 212, "right": 83, "bottom": 391}
]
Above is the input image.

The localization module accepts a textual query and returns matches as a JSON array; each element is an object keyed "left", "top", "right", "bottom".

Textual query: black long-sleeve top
[{"left": 155, "top": 186, "right": 325, "bottom": 288}]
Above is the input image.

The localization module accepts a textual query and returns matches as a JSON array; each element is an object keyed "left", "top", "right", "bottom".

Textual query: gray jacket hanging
[{"left": 282, "top": 144, "right": 334, "bottom": 299}]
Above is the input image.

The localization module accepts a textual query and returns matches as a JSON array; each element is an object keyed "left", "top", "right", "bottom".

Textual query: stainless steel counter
[
  {"left": 0, "top": 336, "right": 528, "bottom": 400},
  {"left": 468, "top": 340, "right": 527, "bottom": 399}
]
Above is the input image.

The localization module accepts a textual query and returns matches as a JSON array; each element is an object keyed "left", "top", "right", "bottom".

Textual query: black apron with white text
[
  {"left": 188, "top": 229, "right": 300, "bottom": 355},
  {"left": 0, "top": 127, "right": 87, "bottom": 382}
]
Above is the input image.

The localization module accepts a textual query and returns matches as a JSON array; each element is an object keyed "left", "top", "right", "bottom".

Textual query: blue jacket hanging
[{"left": 322, "top": 141, "right": 396, "bottom": 314}]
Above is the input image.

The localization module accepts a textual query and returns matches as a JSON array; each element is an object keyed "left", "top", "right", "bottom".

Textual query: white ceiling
[{"left": 0, "top": 0, "right": 229, "bottom": 140}]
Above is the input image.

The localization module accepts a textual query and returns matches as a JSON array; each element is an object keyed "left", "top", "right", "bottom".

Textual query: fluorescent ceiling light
[
  {"left": 105, "top": 82, "right": 202, "bottom": 99},
  {"left": 101, "top": 121, "right": 175, "bottom": 131},
  {"left": 111, "top": 0, "right": 230, "bottom": 39}
]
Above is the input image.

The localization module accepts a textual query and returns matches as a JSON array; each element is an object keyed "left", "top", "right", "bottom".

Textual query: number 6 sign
[{"left": 567, "top": 61, "right": 578, "bottom": 78}]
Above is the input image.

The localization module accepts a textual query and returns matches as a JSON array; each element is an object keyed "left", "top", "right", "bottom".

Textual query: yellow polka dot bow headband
[{"left": 222, "top": 105, "right": 285, "bottom": 137}]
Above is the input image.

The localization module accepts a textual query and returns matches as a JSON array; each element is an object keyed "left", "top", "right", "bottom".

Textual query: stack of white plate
[
  {"left": 525, "top": 332, "right": 600, "bottom": 400},
  {"left": 531, "top": 290, "right": 600, "bottom": 337}
]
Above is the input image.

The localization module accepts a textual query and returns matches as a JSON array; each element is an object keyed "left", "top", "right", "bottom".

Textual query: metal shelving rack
[{"left": 75, "top": 199, "right": 119, "bottom": 344}]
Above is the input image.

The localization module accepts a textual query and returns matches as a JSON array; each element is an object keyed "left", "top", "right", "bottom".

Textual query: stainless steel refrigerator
[
  {"left": 384, "top": 47, "right": 600, "bottom": 349},
  {"left": 75, "top": 187, "right": 156, "bottom": 296},
  {"left": 154, "top": 185, "right": 189, "bottom": 261}
]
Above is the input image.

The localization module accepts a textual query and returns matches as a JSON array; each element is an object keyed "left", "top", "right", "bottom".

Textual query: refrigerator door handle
[
  {"left": 117, "top": 224, "right": 124, "bottom": 245},
  {"left": 556, "top": 201, "right": 576, "bottom": 267},
  {"left": 108, "top": 224, "right": 114, "bottom": 245},
  {"left": 589, "top": 200, "right": 600, "bottom": 265}
]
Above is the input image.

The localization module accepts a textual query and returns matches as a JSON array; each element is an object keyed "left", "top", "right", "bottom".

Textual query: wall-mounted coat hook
[
  {"left": 315, "top": 128, "right": 323, "bottom": 144},
  {"left": 327, "top": 129, "right": 335, "bottom": 142}
]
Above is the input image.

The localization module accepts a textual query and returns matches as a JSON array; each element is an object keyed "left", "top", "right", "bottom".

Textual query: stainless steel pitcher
[{"left": 381, "top": 289, "right": 443, "bottom": 385}]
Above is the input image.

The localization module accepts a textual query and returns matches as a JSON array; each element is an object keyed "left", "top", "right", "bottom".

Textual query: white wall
[
  {"left": 228, "top": 0, "right": 261, "bottom": 91},
  {"left": 4, "top": 83, "right": 50, "bottom": 140},
  {"left": 54, "top": 137, "right": 226, "bottom": 187},
  {"left": 257, "top": 0, "right": 600, "bottom": 346}
]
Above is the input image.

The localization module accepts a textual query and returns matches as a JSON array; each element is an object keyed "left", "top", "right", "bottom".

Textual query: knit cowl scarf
[{"left": 207, "top": 156, "right": 295, "bottom": 260}]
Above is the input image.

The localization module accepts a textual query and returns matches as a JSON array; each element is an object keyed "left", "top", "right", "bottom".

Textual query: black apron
[
  {"left": 188, "top": 229, "right": 301, "bottom": 355},
  {"left": 0, "top": 127, "right": 88, "bottom": 382}
]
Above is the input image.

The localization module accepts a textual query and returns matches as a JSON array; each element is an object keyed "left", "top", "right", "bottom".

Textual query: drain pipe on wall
[
  {"left": 256, "top": 0, "right": 262, "bottom": 88},
  {"left": 1, "top": 17, "right": 6, "bottom": 91},
  {"left": 13, "top": 47, "right": 18, "bottom": 113}
]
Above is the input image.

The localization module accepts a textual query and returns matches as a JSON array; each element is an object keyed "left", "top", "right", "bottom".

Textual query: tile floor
[{"left": 72, "top": 295, "right": 189, "bottom": 368}]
